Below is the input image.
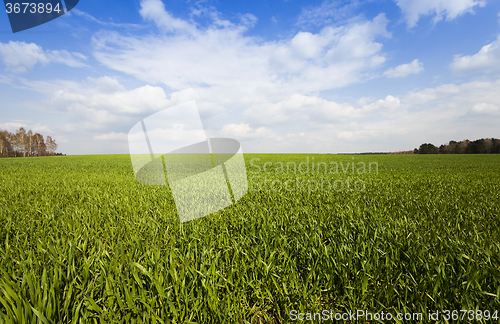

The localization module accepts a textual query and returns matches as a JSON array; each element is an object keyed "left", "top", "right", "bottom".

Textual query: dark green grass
[{"left": 0, "top": 154, "right": 499, "bottom": 323}]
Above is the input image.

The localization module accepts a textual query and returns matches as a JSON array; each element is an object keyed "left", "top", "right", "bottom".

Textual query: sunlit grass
[{"left": 0, "top": 154, "right": 499, "bottom": 323}]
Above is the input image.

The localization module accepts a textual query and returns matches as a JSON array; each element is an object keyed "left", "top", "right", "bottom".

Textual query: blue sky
[{"left": 1, "top": 0, "right": 500, "bottom": 154}]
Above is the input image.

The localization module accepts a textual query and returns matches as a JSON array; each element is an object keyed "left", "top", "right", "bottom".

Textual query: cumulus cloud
[
  {"left": 20, "top": 76, "right": 200, "bottom": 130},
  {"left": 471, "top": 103, "right": 499, "bottom": 114},
  {"left": 403, "top": 80, "right": 500, "bottom": 118},
  {"left": 0, "top": 122, "right": 53, "bottom": 134},
  {"left": 92, "top": 0, "right": 391, "bottom": 99},
  {"left": 451, "top": 35, "right": 500, "bottom": 75},
  {"left": 94, "top": 132, "right": 128, "bottom": 141},
  {"left": 9, "top": 76, "right": 500, "bottom": 153},
  {"left": 243, "top": 93, "right": 404, "bottom": 127},
  {"left": 394, "top": 0, "right": 486, "bottom": 27},
  {"left": 243, "top": 94, "right": 357, "bottom": 125},
  {"left": 236, "top": 79, "right": 500, "bottom": 152},
  {"left": 139, "top": 0, "right": 197, "bottom": 34},
  {"left": 360, "top": 95, "right": 401, "bottom": 113},
  {"left": 0, "top": 41, "right": 87, "bottom": 73},
  {"left": 0, "top": 122, "right": 27, "bottom": 132},
  {"left": 220, "top": 123, "right": 280, "bottom": 140},
  {"left": 31, "top": 123, "right": 54, "bottom": 134},
  {"left": 383, "top": 59, "right": 423, "bottom": 78},
  {"left": 5, "top": 0, "right": 497, "bottom": 154},
  {"left": 337, "top": 129, "right": 379, "bottom": 140}
]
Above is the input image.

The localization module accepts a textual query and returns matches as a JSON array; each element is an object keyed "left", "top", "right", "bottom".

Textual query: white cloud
[
  {"left": 139, "top": 0, "right": 197, "bottom": 34},
  {"left": 451, "top": 35, "right": 500, "bottom": 75},
  {"left": 237, "top": 79, "right": 500, "bottom": 152},
  {"left": 92, "top": 1, "right": 391, "bottom": 98},
  {"left": 20, "top": 76, "right": 199, "bottom": 130},
  {"left": 291, "top": 32, "right": 324, "bottom": 58},
  {"left": 361, "top": 95, "right": 401, "bottom": 113},
  {"left": 0, "top": 41, "right": 87, "bottom": 73},
  {"left": 401, "top": 80, "right": 500, "bottom": 126},
  {"left": 383, "top": 59, "right": 423, "bottom": 78},
  {"left": 94, "top": 132, "right": 128, "bottom": 141},
  {"left": 31, "top": 123, "right": 54, "bottom": 134},
  {"left": 0, "top": 122, "right": 53, "bottom": 134},
  {"left": 243, "top": 94, "right": 357, "bottom": 125},
  {"left": 0, "top": 122, "right": 27, "bottom": 132},
  {"left": 395, "top": 0, "right": 486, "bottom": 27},
  {"left": 239, "top": 13, "right": 258, "bottom": 28},
  {"left": 404, "top": 80, "right": 500, "bottom": 107},
  {"left": 0, "top": 42, "right": 46, "bottom": 73},
  {"left": 220, "top": 123, "right": 280, "bottom": 140},
  {"left": 8, "top": 76, "right": 500, "bottom": 154},
  {"left": 243, "top": 93, "right": 403, "bottom": 127},
  {"left": 471, "top": 103, "right": 499, "bottom": 113},
  {"left": 338, "top": 129, "right": 378, "bottom": 140},
  {"left": 5, "top": 0, "right": 498, "bottom": 155}
]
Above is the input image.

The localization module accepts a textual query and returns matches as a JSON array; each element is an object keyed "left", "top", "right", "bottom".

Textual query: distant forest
[
  {"left": 0, "top": 127, "right": 59, "bottom": 158},
  {"left": 414, "top": 138, "right": 500, "bottom": 154}
]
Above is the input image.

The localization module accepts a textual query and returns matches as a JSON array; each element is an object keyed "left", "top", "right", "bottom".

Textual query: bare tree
[
  {"left": 0, "top": 128, "right": 61, "bottom": 157},
  {"left": 0, "top": 130, "right": 11, "bottom": 157},
  {"left": 15, "top": 127, "right": 28, "bottom": 157},
  {"left": 484, "top": 138, "right": 493, "bottom": 154},
  {"left": 46, "top": 136, "right": 58, "bottom": 156},
  {"left": 33, "top": 133, "right": 46, "bottom": 156},
  {"left": 27, "top": 129, "right": 33, "bottom": 157},
  {"left": 458, "top": 140, "right": 469, "bottom": 154}
]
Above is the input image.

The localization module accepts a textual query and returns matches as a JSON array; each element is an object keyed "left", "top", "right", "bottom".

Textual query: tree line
[
  {"left": 414, "top": 138, "right": 500, "bottom": 154},
  {"left": 0, "top": 127, "right": 59, "bottom": 158}
]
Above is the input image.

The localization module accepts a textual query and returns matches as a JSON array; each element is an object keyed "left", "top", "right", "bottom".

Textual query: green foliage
[
  {"left": 416, "top": 143, "right": 439, "bottom": 154},
  {"left": 414, "top": 138, "right": 500, "bottom": 154},
  {"left": 0, "top": 154, "right": 499, "bottom": 323}
]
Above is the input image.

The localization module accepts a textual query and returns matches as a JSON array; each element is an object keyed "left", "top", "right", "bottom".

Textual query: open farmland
[{"left": 0, "top": 154, "right": 499, "bottom": 323}]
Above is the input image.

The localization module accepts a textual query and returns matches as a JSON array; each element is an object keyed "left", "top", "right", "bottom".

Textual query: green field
[{"left": 1, "top": 154, "right": 499, "bottom": 323}]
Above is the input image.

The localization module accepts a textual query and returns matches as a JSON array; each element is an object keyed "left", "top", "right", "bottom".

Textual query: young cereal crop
[{"left": 0, "top": 154, "right": 499, "bottom": 323}]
